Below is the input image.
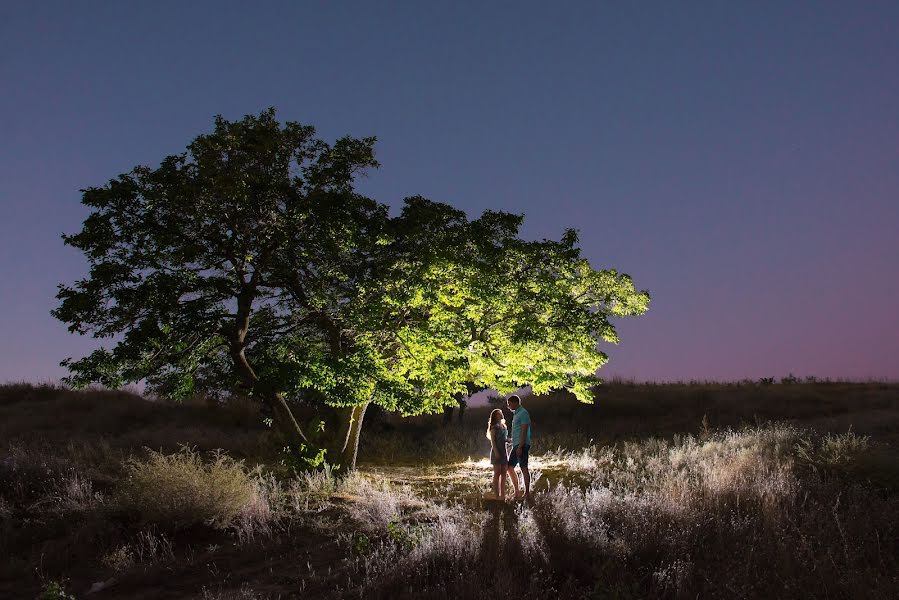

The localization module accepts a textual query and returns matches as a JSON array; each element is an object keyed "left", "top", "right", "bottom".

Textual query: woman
[{"left": 486, "top": 408, "right": 509, "bottom": 500}]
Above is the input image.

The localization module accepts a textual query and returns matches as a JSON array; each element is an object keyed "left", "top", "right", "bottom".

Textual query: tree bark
[
  {"left": 229, "top": 342, "right": 309, "bottom": 445},
  {"left": 228, "top": 273, "right": 310, "bottom": 446},
  {"left": 267, "top": 392, "right": 309, "bottom": 444},
  {"left": 332, "top": 402, "right": 369, "bottom": 471},
  {"left": 442, "top": 404, "right": 455, "bottom": 425}
]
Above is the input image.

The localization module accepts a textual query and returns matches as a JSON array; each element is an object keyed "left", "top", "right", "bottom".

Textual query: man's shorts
[{"left": 508, "top": 444, "right": 530, "bottom": 468}]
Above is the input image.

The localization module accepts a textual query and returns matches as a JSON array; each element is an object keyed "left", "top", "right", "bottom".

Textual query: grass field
[{"left": 1, "top": 381, "right": 897, "bottom": 599}]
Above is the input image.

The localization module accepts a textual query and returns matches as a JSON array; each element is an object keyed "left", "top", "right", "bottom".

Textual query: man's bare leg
[{"left": 521, "top": 465, "right": 530, "bottom": 498}]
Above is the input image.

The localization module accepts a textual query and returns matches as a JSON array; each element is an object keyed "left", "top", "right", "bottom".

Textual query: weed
[
  {"left": 101, "top": 544, "right": 135, "bottom": 572},
  {"left": 386, "top": 519, "right": 425, "bottom": 549},
  {"left": 352, "top": 531, "right": 371, "bottom": 554},
  {"left": 37, "top": 580, "right": 75, "bottom": 600}
]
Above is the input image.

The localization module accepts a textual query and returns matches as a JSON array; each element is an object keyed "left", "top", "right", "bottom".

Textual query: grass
[
  {"left": 1, "top": 381, "right": 897, "bottom": 598},
  {"left": 117, "top": 447, "right": 257, "bottom": 531},
  {"left": 351, "top": 426, "right": 899, "bottom": 599},
  {"left": 361, "top": 379, "right": 899, "bottom": 463}
]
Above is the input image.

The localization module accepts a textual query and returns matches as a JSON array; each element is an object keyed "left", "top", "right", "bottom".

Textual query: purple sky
[{"left": 2, "top": 1, "right": 898, "bottom": 385}]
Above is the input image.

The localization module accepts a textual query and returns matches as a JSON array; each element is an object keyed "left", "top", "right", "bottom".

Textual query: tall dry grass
[
  {"left": 2, "top": 382, "right": 897, "bottom": 598},
  {"left": 117, "top": 447, "right": 257, "bottom": 530},
  {"left": 363, "top": 380, "right": 899, "bottom": 465},
  {"left": 353, "top": 426, "right": 899, "bottom": 599}
]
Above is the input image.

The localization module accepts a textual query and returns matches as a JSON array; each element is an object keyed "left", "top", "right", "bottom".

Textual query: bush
[
  {"left": 37, "top": 580, "right": 75, "bottom": 600},
  {"left": 117, "top": 447, "right": 255, "bottom": 530}
]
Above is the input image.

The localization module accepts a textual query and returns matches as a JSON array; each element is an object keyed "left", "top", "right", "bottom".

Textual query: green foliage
[
  {"left": 54, "top": 108, "right": 650, "bottom": 436},
  {"left": 280, "top": 418, "right": 328, "bottom": 472},
  {"left": 352, "top": 531, "right": 372, "bottom": 554},
  {"left": 386, "top": 519, "right": 426, "bottom": 550},
  {"left": 38, "top": 580, "right": 76, "bottom": 600},
  {"left": 53, "top": 108, "right": 382, "bottom": 402},
  {"left": 350, "top": 198, "right": 650, "bottom": 409},
  {"left": 281, "top": 443, "right": 327, "bottom": 472}
]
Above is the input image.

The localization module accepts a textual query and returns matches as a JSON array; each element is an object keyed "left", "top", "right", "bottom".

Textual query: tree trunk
[
  {"left": 332, "top": 402, "right": 369, "bottom": 471},
  {"left": 229, "top": 272, "right": 314, "bottom": 444},
  {"left": 228, "top": 331, "right": 309, "bottom": 446},
  {"left": 265, "top": 392, "right": 309, "bottom": 444},
  {"left": 442, "top": 404, "right": 455, "bottom": 426}
]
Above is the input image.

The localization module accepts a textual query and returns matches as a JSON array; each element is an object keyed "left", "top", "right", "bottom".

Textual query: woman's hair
[{"left": 485, "top": 408, "right": 505, "bottom": 440}]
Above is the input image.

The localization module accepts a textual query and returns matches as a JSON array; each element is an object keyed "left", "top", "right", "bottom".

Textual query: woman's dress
[{"left": 490, "top": 424, "right": 509, "bottom": 465}]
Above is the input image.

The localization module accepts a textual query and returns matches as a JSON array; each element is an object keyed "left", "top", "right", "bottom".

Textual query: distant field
[
  {"left": 365, "top": 380, "right": 899, "bottom": 464},
  {"left": 1, "top": 382, "right": 897, "bottom": 598}
]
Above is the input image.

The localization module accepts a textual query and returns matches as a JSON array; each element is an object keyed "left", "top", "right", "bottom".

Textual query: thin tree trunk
[
  {"left": 457, "top": 397, "right": 467, "bottom": 425},
  {"left": 229, "top": 268, "right": 312, "bottom": 444},
  {"left": 230, "top": 342, "right": 308, "bottom": 445},
  {"left": 442, "top": 404, "right": 455, "bottom": 426},
  {"left": 266, "top": 393, "right": 309, "bottom": 444},
  {"left": 333, "top": 402, "right": 369, "bottom": 471}
]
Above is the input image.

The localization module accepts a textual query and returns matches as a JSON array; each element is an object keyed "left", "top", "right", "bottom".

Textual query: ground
[{"left": 1, "top": 381, "right": 898, "bottom": 599}]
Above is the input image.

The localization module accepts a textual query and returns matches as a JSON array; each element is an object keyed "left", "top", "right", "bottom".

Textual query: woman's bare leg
[
  {"left": 492, "top": 466, "right": 502, "bottom": 498},
  {"left": 506, "top": 465, "right": 520, "bottom": 496}
]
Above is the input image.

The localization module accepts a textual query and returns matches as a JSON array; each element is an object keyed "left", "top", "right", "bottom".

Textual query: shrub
[
  {"left": 37, "top": 580, "right": 75, "bottom": 600},
  {"left": 101, "top": 544, "right": 135, "bottom": 572},
  {"left": 117, "top": 447, "right": 254, "bottom": 530},
  {"left": 795, "top": 430, "right": 870, "bottom": 469},
  {"left": 352, "top": 531, "right": 372, "bottom": 554}
]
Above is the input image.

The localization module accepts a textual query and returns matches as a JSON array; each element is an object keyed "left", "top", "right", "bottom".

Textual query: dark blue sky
[{"left": 2, "top": 1, "right": 898, "bottom": 383}]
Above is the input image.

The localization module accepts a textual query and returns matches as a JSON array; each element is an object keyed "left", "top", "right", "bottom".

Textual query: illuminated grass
[{"left": 354, "top": 425, "right": 899, "bottom": 599}]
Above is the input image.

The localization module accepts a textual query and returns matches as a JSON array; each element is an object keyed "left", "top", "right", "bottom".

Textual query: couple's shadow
[{"left": 479, "top": 499, "right": 529, "bottom": 570}]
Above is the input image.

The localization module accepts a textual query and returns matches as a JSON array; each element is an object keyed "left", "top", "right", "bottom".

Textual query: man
[{"left": 506, "top": 394, "right": 532, "bottom": 499}]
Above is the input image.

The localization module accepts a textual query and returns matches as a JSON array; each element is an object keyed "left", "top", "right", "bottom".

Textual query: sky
[{"left": 1, "top": 1, "right": 898, "bottom": 385}]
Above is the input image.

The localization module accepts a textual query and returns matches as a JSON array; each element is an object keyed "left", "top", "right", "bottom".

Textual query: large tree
[{"left": 54, "top": 109, "right": 649, "bottom": 469}]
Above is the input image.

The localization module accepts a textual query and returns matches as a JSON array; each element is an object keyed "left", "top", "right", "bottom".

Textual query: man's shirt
[{"left": 511, "top": 406, "right": 532, "bottom": 446}]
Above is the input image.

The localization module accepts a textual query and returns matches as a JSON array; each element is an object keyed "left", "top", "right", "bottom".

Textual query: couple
[{"left": 486, "top": 394, "right": 532, "bottom": 501}]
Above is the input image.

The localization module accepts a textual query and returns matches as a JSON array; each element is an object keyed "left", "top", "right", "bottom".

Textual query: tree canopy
[{"left": 54, "top": 109, "right": 650, "bottom": 468}]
